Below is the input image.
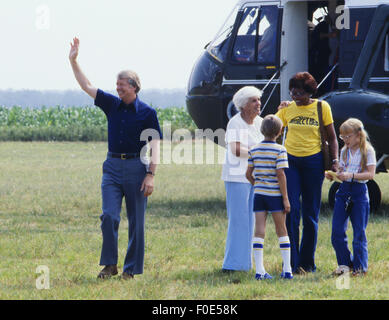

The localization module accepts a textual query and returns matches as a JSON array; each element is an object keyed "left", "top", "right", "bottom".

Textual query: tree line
[{"left": 0, "top": 88, "right": 186, "bottom": 109}]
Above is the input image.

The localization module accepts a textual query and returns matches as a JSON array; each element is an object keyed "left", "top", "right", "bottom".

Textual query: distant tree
[{"left": 0, "top": 88, "right": 186, "bottom": 109}]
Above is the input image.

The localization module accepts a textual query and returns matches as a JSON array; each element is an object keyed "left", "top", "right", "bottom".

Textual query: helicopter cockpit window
[
  {"left": 207, "top": 4, "right": 239, "bottom": 63},
  {"left": 232, "top": 7, "right": 259, "bottom": 63},
  {"left": 232, "top": 5, "right": 279, "bottom": 64},
  {"left": 257, "top": 6, "right": 279, "bottom": 64}
]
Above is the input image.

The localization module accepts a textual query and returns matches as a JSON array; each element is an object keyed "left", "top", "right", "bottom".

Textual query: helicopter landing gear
[{"left": 328, "top": 180, "right": 382, "bottom": 212}]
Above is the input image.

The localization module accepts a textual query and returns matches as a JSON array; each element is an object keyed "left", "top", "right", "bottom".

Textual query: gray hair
[
  {"left": 232, "top": 86, "right": 263, "bottom": 111},
  {"left": 117, "top": 70, "right": 141, "bottom": 93}
]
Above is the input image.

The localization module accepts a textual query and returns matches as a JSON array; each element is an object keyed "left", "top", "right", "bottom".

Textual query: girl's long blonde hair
[{"left": 340, "top": 118, "right": 372, "bottom": 171}]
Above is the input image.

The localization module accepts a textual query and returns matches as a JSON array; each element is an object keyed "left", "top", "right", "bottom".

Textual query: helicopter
[{"left": 186, "top": 0, "right": 389, "bottom": 211}]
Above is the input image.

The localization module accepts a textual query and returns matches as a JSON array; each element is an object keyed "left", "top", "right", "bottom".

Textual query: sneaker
[
  {"left": 332, "top": 265, "right": 350, "bottom": 276},
  {"left": 255, "top": 273, "right": 273, "bottom": 280},
  {"left": 281, "top": 272, "right": 293, "bottom": 279}
]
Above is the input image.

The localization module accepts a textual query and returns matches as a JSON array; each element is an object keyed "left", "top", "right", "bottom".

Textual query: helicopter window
[
  {"left": 312, "top": 7, "right": 328, "bottom": 26},
  {"left": 231, "top": 5, "right": 279, "bottom": 64},
  {"left": 232, "top": 7, "right": 259, "bottom": 63},
  {"left": 207, "top": 4, "right": 240, "bottom": 63},
  {"left": 257, "top": 5, "right": 279, "bottom": 64}
]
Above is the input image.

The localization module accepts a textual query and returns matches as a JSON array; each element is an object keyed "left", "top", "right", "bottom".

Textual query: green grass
[{"left": 0, "top": 142, "right": 388, "bottom": 299}]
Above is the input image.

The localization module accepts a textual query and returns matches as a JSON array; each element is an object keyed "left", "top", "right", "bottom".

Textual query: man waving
[{"left": 69, "top": 37, "right": 162, "bottom": 279}]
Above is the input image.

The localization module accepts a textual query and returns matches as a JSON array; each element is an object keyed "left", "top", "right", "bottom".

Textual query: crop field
[
  {"left": 0, "top": 140, "right": 388, "bottom": 300},
  {"left": 0, "top": 105, "right": 196, "bottom": 141}
]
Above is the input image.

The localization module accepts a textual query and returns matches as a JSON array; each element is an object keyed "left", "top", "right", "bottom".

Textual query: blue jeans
[
  {"left": 223, "top": 182, "right": 254, "bottom": 271},
  {"left": 99, "top": 156, "right": 147, "bottom": 274},
  {"left": 331, "top": 182, "right": 370, "bottom": 272},
  {"left": 285, "top": 152, "right": 324, "bottom": 273}
]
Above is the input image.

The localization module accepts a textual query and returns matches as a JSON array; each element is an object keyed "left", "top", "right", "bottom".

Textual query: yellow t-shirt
[{"left": 275, "top": 99, "right": 333, "bottom": 157}]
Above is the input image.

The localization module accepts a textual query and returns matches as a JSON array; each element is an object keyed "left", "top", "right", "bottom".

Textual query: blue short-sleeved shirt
[{"left": 94, "top": 89, "right": 162, "bottom": 153}]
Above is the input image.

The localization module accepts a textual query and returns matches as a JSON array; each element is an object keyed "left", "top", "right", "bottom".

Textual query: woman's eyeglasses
[{"left": 289, "top": 90, "right": 307, "bottom": 97}]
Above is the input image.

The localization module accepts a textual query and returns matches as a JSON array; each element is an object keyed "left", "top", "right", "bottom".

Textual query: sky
[{"left": 0, "top": 0, "right": 238, "bottom": 91}]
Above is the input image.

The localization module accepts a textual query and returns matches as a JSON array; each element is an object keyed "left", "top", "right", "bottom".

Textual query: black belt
[{"left": 108, "top": 152, "right": 140, "bottom": 160}]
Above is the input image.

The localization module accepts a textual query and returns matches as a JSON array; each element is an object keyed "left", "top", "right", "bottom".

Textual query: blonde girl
[{"left": 325, "top": 118, "right": 376, "bottom": 276}]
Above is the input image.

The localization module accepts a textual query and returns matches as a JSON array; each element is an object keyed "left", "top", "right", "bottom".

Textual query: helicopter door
[{"left": 223, "top": 3, "right": 281, "bottom": 81}]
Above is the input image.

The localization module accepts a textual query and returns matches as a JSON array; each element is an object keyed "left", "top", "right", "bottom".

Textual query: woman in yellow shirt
[{"left": 276, "top": 72, "right": 338, "bottom": 274}]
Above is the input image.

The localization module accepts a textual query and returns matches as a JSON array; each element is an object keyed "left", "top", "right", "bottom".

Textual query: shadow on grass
[
  {"left": 172, "top": 267, "right": 251, "bottom": 286},
  {"left": 171, "top": 266, "right": 335, "bottom": 286},
  {"left": 371, "top": 203, "right": 389, "bottom": 217},
  {"left": 320, "top": 201, "right": 389, "bottom": 218},
  {"left": 319, "top": 202, "right": 333, "bottom": 218},
  {"left": 148, "top": 198, "right": 226, "bottom": 218}
]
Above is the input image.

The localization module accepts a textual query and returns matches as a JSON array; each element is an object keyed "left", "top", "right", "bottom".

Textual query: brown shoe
[
  {"left": 294, "top": 267, "right": 307, "bottom": 275},
  {"left": 352, "top": 270, "right": 367, "bottom": 277},
  {"left": 97, "top": 265, "right": 118, "bottom": 279},
  {"left": 121, "top": 272, "right": 134, "bottom": 280}
]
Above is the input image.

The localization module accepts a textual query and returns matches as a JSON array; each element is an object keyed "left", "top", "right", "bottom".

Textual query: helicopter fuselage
[{"left": 186, "top": 0, "right": 389, "bottom": 209}]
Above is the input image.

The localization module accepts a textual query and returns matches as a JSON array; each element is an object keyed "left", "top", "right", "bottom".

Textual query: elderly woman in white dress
[{"left": 221, "top": 86, "right": 264, "bottom": 272}]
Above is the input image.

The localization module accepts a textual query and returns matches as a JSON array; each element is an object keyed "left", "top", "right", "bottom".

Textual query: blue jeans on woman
[
  {"left": 285, "top": 152, "right": 324, "bottom": 273},
  {"left": 331, "top": 182, "right": 370, "bottom": 272}
]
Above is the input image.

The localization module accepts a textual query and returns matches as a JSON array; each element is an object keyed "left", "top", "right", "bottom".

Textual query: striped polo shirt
[{"left": 248, "top": 141, "right": 289, "bottom": 196}]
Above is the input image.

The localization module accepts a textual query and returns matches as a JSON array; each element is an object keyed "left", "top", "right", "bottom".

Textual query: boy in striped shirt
[{"left": 246, "top": 115, "right": 292, "bottom": 280}]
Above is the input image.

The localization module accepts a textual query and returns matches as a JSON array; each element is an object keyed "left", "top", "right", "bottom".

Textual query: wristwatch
[
  {"left": 146, "top": 171, "right": 155, "bottom": 176},
  {"left": 332, "top": 159, "right": 339, "bottom": 163}
]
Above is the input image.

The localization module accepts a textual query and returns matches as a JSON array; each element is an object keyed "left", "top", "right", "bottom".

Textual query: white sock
[
  {"left": 253, "top": 237, "right": 266, "bottom": 275},
  {"left": 279, "top": 236, "right": 292, "bottom": 273}
]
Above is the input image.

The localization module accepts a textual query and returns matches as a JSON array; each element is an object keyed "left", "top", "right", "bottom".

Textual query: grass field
[{"left": 0, "top": 141, "right": 388, "bottom": 300}]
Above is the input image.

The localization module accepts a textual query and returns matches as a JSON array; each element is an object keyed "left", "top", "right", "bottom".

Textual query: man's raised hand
[
  {"left": 68, "top": 37, "right": 97, "bottom": 99},
  {"left": 69, "top": 37, "right": 80, "bottom": 62}
]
